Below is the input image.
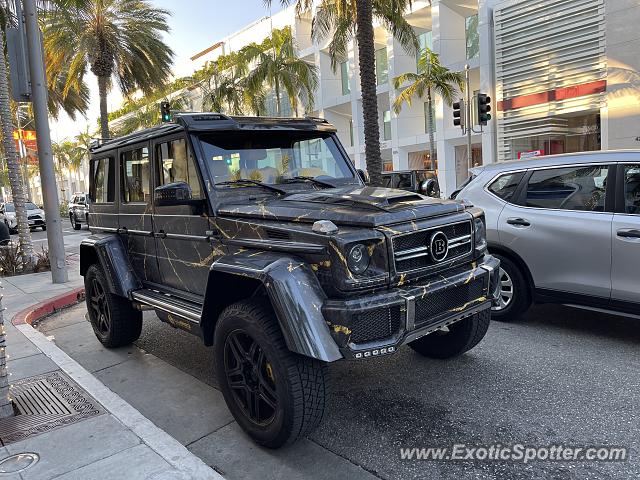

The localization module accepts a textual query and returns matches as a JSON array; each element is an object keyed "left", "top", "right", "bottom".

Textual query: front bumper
[{"left": 323, "top": 254, "right": 500, "bottom": 359}]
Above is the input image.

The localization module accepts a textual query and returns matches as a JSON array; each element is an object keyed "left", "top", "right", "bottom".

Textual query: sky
[{"left": 50, "top": 0, "right": 283, "bottom": 142}]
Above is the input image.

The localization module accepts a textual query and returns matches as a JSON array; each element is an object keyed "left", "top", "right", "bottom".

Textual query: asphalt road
[{"left": 133, "top": 304, "right": 640, "bottom": 479}]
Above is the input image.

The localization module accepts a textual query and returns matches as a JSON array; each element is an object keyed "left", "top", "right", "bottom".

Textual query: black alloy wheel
[
  {"left": 224, "top": 329, "right": 278, "bottom": 426},
  {"left": 88, "top": 276, "right": 110, "bottom": 335}
]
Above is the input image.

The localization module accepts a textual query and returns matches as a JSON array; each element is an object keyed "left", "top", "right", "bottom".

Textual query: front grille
[
  {"left": 350, "top": 305, "right": 402, "bottom": 344},
  {"left": 28, "top": 214, "right": 42, "bottom": 220},
  {"left": 414, "top": 279, "right": 485, "bottom": 329},
  {"left": 392, "top": 221, "right": 472, "bottom": 273}
]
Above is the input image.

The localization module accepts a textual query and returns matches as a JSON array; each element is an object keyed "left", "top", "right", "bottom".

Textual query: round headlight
[
  {"left": 347, "top": 243, "right": 370, "bottom": 274},
  {"left": 474, "top": 218, "right": 487, "bottom": 251}
]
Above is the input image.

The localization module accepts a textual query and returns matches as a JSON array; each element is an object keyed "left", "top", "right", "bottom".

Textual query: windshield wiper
[
  {"left": 281, "top": 176, "right": 336, "bottom": 189},
  {"left": 215, "top": 179, "right": 286, "bottom": 195}
]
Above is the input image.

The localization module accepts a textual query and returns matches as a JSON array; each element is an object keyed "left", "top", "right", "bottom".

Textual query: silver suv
[{"left": 454, "top": 151, "right": 640, "bottom": 321}]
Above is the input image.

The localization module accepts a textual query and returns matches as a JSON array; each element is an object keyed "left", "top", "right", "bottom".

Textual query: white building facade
[{"left": 122, "top": 0, "right": 640, "bottom": 198}]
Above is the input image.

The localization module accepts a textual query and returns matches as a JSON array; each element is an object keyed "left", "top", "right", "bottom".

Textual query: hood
[{"left": 217, "top": 185, "right": 465, "bottom": 227}]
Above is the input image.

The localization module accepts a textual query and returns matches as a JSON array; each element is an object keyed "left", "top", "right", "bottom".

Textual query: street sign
[
  {"left": 6, "top": 27, "right": 32, "bottom": 101},
  {"left": 518, "top": 149, "right": 544, "bottom": 160}
]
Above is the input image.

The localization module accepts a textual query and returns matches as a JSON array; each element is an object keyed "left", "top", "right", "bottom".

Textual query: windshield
[
  {"left": 198, "top": 131, "right": 357, "bottom": 188},
  {"left": 3, "top": 203, "right": 38, "bottom": 212}
]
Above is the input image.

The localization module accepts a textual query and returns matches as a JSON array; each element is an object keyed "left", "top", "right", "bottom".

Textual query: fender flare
[
  {"left": 202, "top": 251, "right": 342, "bottom": 362},
  {"left": 80, "top": 234, "right": 141, "bottom": 298}
]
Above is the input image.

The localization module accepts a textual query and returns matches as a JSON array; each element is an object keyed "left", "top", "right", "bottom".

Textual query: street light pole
[
  {"left": 22, "top": 0, "right": 68, "bottom": 283},
  {"left": 464, "top": 64, "right": 472, "bottom": 168}
]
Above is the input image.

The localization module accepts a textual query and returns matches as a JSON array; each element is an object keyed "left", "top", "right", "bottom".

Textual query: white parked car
[{"left": 0, "top": 202, "right": 47, "bottom": 233}]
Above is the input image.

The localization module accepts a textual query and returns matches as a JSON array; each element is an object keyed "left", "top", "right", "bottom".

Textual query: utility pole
[{"left": 22, "top": 0, "right": 68, "bottom": 283}]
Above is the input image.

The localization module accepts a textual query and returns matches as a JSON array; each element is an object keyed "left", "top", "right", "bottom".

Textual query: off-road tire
[
  {"left": 491, "top": 254, "right": 531, "bottom": 322},
  {"left": 84, "top": 264, "right": 142, "bottom": 347},
  {"left": 408, "top": 309, "right": 491, "bottom": 359},
  {"left": 214, "top": 299, "right": 328, "bottom": 448}
]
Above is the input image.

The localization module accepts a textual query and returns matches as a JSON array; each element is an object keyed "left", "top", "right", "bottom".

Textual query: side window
[
  {"left": 121, "top": 146, "right": 150, "bottom": 203},
  {"left": 156, "top": 138, "right": 202, "bottom": 199},
  {"left": 525, "top": 165, "right": 609, "bottom": 211},
  {"left": 487, "top": 172, "right": 525, "bottom": 202},
  {"left": 624, "top": 165, "right": 640, "bottom": 214},
  {"left": 89, "top": 157, "right": 115, "bottom": 203}
]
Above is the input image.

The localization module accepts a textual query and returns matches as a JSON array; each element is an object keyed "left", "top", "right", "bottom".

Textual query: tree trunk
[
  {"left": 98, "top": 76, "right": 110, "bottom": 140},
  {"left": 0, "top": 33, "right": 33, "bottom": 266},
  {"left": 275, "top": 79, "right": 281, "bottom": 117},
  {"left": 355, "top": 0, "right": 383, "bottom": 186},
  {"left": 426, "top": 88, "right": 436, "bottom": 166}
]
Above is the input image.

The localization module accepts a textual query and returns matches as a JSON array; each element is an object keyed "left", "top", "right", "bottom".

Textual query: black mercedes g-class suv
[{"left": 81, "top": 113, "right": 500, "bottom": 448}]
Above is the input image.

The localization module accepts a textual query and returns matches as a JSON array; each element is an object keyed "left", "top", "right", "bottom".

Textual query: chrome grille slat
[{"left": 392, "top": 220, "right": 473, "bottom": 273}]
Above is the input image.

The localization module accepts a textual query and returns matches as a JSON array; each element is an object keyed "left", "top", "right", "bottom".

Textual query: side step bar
[{"left": 131, "top": 289, "right": 202, "bottom": 323}]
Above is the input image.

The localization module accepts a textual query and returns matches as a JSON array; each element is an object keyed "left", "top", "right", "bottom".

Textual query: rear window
[{"left": 487, "top": 172, "right": 525, "bottom": 202}]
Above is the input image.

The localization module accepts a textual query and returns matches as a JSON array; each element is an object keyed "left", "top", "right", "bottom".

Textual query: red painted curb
[{"left": 12, "top": 287, "right": 85, "bottom": 326}]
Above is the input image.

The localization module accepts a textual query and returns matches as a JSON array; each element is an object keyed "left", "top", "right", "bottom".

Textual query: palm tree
[
  {"left": 393, "top": 48, "right": 463, "bottom": 164},
  {"left": 245, "top": 27, "right": 317, "bottom": 116},
  {"left": 42, "top": 0, "right": 174, "bottom": 140},
  {"left": 0, "top": 24, "right": 33, "bottom": 266},
  {"left": 270, "top": 0, "right": 418, "bottom": 186}
]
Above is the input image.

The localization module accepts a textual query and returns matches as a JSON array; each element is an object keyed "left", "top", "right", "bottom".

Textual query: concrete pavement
[{"left": 1, "top": 268, "right": 220, "bottom": 479}]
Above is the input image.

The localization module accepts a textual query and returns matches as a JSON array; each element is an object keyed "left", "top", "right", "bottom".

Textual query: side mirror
[
  {"left": 154, "top": 182, "right": 199, "bottom": 207},
  {"left": 357, "top": 169, "right": 370, "bottom": 185}
]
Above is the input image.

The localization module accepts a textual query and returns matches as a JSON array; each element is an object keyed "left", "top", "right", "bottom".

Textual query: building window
[
  {"left": 375, "top": 47, "right": 388, "bottom": 85},
  {"left": 466, "top": 14, "right": 479, "bottom": 60},
  {"left": 417, "top": 31, "right": 433, "bottom": 71},
  {"left": 340, "top": 61, "right": 350, "bottom": 95},
  {"left": 383, "top": 110, "right": 392, "bottom": 141},
  {"left": 424, "top": 102, "right": 436, "bottom": 134}
]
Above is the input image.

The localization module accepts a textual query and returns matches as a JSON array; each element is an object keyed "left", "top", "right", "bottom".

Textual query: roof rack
[{"left": 91, "top": 113, "right": 337, "bottom": 154}]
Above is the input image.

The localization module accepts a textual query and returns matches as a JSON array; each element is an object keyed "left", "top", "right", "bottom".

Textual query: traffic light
[
  {"left": 477, "top": 93, "right": 491, "bottom": 125},
  {"left": 160, "top": 101, "right": 171, "bottom": 122},
  {"left": 453, "top": 100, "right": 465, "bottom": 128}
]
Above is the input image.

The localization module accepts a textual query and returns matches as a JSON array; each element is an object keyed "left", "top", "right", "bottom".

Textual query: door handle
[
  {"left": 506, "top": 218, "right": 531, "bottom": 227},
  {"left": 155, "top": 230, "right": 167, "bottom": 239},
  {"left": 117, "top": 226, "right": 127, "bottom": 234},
  {"left": 617, "top": 229, "right": 640, "bottom": 239}
]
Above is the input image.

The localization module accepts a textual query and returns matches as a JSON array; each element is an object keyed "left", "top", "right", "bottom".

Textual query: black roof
[{"left": 90, "top": 113, "right": 337, "bottom": 154}]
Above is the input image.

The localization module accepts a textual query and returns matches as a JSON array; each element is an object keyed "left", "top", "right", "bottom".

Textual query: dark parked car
[
  {"left": 69, "top": 192, "right": 90, "bottom": 230},
  {"left": 81, "top": 113, "right": 500, "bottom": 448},
  {"left": 382, "top": 169, "right": 441, "bottom": 197}
]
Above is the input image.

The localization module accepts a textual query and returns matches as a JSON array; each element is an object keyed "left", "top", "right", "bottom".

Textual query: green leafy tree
[
  {"left": 269, "top": 0, "right": 418, "bottom": 186},
  {"left": 245, "top": 27, "right": 317, "bottom": 116},
  {"left": 393, "top": 48, "right": 463, "bottom": 164},
  {"left": 42, "top": 0, "right": 174, "bottom": 139}
]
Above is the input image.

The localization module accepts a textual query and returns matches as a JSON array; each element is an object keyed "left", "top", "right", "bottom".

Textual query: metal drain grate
[{"left": 0, "top": 371, "right": 104, "bottom": 445}]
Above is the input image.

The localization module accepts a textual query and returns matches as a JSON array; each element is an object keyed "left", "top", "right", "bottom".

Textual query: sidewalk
[{"left": 0, "top": 268, "right": 221, "bottom": 480}]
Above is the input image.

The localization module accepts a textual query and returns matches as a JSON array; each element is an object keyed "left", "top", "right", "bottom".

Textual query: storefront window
[
  {"left": 509, "top": 113, "right": 601, "bottom": 161},
  {"left": 408, "top": 151, "right": 437, "bottom": 171}
]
